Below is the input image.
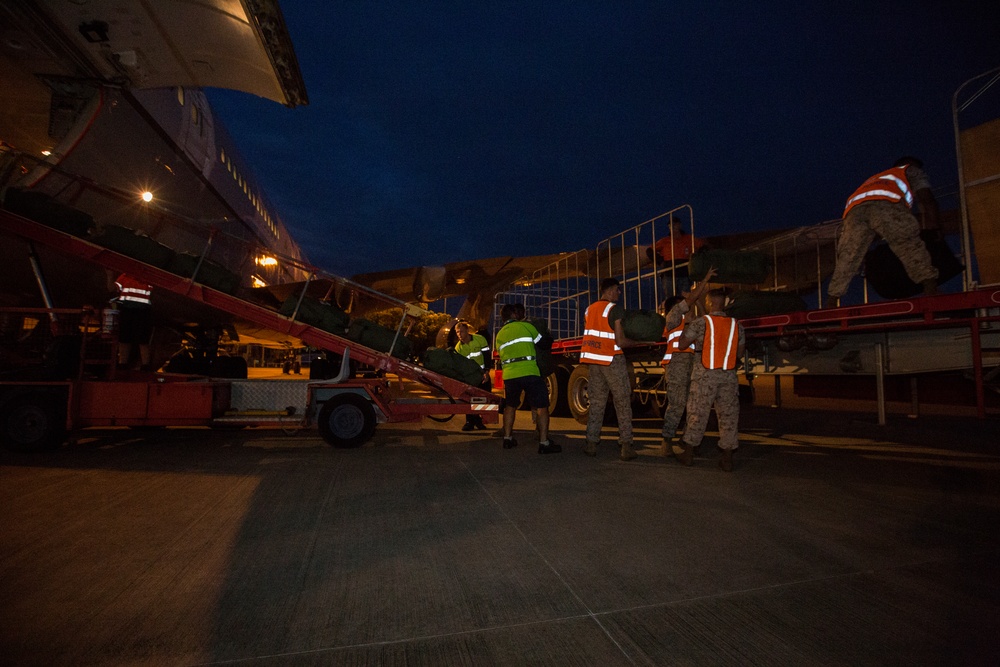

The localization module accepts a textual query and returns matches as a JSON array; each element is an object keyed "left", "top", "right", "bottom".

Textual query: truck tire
[
  {"left": 567, "top": 365, "right": 590, "bottom": 424},
  {"left": 318, "top": 393, "right": 376, "bottom": 448},
  {"left": 544, "top": 372, "right": 560, "bottom": 415},
  {"left": 548, "top": 365, "right": 571, "bottom": 417},
  {"left": 2, "top": 395, "right": 65, "bottom": 452}
]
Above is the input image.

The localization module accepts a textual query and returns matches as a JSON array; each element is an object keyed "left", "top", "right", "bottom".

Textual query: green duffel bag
[
  {"left": 622, "top": 309, "right": 666, "bottom": 342},
  {"left": 727, "top": 291, "right": 807, "bottom": 319},
  {"left": 347, "top": 318, "right": 413, "bottom": 359},
  {"left": 422, "top": 347, "right": 484, "bottom": 386},
  {"left": 168, "top": 253, "right": 240, "bottom": 295},
  {"left": 279, "top": 295, "right": 350, "bottom": 334},
  {"left": 93, "top": 225, "right": 174, "bottom": 268},
  {"left": 3, "top": 188, "right": 94, "bottom": 237},
  {"left": 689, "top": 248, "right": 770, "bottom": 284}
]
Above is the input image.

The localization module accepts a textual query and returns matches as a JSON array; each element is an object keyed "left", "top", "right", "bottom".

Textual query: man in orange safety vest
[{"left": 674, "top": 288, "right": 745, "bottom": 472}]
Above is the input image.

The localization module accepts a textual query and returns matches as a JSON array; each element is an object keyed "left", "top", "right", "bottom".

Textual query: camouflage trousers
[
  {"left": 680, "top": 365, "right": 740, "bottom": 451},
  {"left": 661, "top": 353, "right": 695, "bottom": 439},
  {"left": 585, "top": 355, "right": 633, "bottom": 446},
  {"left": 827, "top": 201, "right": 938, "bottom": 298}
]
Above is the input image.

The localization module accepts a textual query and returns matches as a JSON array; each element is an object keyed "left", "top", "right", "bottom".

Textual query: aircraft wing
[
  {"left": 1, "top": 0, "right": 307, "bottom": 107},
  {"left": 351, "top": 253, "right": 589, "bottom": 303}
]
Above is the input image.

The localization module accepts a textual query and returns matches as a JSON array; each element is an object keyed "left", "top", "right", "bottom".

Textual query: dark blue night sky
[{"left": 207, "top": 2, "right": 1000, "bottom": 278}]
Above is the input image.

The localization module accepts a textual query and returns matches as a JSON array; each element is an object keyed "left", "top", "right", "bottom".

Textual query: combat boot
[
  {"left": 719, "top": 448, "right": 733, "bottom": 472},
  {"left": 619, "top": 442, "right": 638, "bottom": 461},
  {"left": 658, "top": 438, "right": 671, "bottom": 457},
  {"left": 676, "top": 441, "right": 694, "bottom": 466},
  {"left": 583, "top": 440, "right": 598, "bottom": 457}
]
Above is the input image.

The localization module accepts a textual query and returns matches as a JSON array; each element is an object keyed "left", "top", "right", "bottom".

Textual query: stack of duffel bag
[
  {"left": 92, "top": 224, "right": 175, "bottom": 269},
  {"left": 689, "top": 248, "right": 770, "bottom": 284},
  {"left": 726, "top": 291, "right": 808, "bottom": 319},
  {"left": 422, "top": 347, "right": 485, "bottom": 385},
  {"left": 863, "top": 231, "right": 964, "bottom": 299},
  {"left": 621, "top": 309, "right": 666, "bottom": 343},
  {"left": 347, "top": 318, "right": 413, "bottom": 360},
  {"left": 279, "top": 295, "right": 350, "bottom": 335},
  {"left": 167, "top": 252, "right": 241, "bottom": 295},
  {"left": 3, "top": 188, "right": 95, "bottom": 238}
]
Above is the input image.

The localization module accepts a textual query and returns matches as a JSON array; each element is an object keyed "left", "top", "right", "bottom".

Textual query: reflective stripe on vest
[
  {"left": 702, "top": 315, "right": 738, "bottom": 370},
  {"left": 581, "top": 301, "right": 620, "bottom": 365},
  {"left": 843, "top": 166, "right": 914, "bottom": 217},
  {"left": 501, "top": 355, "right": 535, "bottom": 366},
  {"left": 661, "top": 318, "right": 695, "bottom": 365},
  {"left": 457, "top": 335, "right": 490, "bottom": 369},
  {"left": 116, "top": 277, "right": 152, "bottom": 306},
  {"left": 499, "top": 335, "right": 536, "bottom": 351},
  {"left": 463, "top": 345, "right": 490, "bottom": 369},
  {"left": 496, "top": 322, "right": 541, "bottom": 376}
]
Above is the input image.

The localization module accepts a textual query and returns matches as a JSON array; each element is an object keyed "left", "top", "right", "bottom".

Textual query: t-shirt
[
  {"left": 654, "top": 232, "right": 706, "bottom": 262},
  {"left": 495, "top": 320, "right": 541, "bottom": 380},
  {"left": 455, "top": 333, "right": 490, "bottom": 370}
]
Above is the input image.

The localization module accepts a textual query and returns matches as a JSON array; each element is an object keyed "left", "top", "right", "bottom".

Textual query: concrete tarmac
[{"left": 2, "top": 406, "right": 999, "bottom": 665}]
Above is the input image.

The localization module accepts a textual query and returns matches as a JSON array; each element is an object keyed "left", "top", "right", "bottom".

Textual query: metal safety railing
[{"left": 595, "top": 204, "right": 696, "bottom": 313}]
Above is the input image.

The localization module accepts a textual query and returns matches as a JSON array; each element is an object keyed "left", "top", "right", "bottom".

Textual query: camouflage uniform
[
  {"left": 661, "top": 354, "right": 695, "bottom": 439},
  {"left": 828, "top": 165, "right": 938, "bottom": 299},
  {"left": 661, "top": 300, "right": 694, "bottom": 440},
  {"left": 680, "top": 312, "right": 745, "bottom": 452},
  {"left": 585, "top": 354, "right": 633, "bottom": 447}
]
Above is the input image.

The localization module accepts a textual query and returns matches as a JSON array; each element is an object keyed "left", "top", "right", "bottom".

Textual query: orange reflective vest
[
  {"left": 115, "top": 274, "right": 152, "bottom": 306},
  {"left": 660, "top": 317, "right": 695, "bottom": 366},
  {"left": 580, "top": 300, "right": 620, "bottom": 365},
  {"left": 843, "top": 166, "right": 914, "bottom": 217},
  {"left": 654, "top": 232, "right": 706, "bottom": 262},
  {"left": 701, "top": 314, "right": 738, "bottom": 370}
]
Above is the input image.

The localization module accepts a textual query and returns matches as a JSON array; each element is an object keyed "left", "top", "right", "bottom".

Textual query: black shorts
[
  {"left": 503, "top": 375, "right": 549, "bottom": 410},
  {"left": 118, "top": 305, "right": 152, "bottom": 345}
]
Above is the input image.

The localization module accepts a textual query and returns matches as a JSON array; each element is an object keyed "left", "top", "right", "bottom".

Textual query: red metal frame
[
  {"left": 740, "top": 289, "right": 1000, "bottom": 335},
  {"left": 739, "top": 290, "right": 1000, "bottom": 419},
  {"left": 0, "top": 210, "right": 501, "bottom": 421},
  {"left": 516, "top": 288, "right": 1000, "bottom": 419}
]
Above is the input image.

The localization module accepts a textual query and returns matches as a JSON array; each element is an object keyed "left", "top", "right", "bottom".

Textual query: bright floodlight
[{"left": 141, "top": 191, "right": 153, "bottom": 202}]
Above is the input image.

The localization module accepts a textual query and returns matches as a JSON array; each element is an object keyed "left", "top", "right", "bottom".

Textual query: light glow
[
  {"left": 256, "top": 256, "right": 278, "bottom": 267},
  {"left": 141, "top": 191, "right": 153, "bottom": 203}
]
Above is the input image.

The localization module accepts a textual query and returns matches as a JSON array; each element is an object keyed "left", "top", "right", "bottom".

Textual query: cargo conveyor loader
[{"left": 0, "top": 199, "right": 500, "bottom": 452}]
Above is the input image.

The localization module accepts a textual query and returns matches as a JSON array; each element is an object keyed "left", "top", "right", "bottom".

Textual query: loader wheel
[
  {"left": 318, "top": 394, "right": 376, "bottom": 448},
  {"left": 567, "top": 365, "right": 590, "bottom": 424},
  {"left": 2, "top": 396, "right": 65, "bottom": 452}
]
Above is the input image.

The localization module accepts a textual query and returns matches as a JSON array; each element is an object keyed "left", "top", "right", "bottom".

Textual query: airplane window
[
  {"left": 177, "top": 87, "right": 184, "bottom": 106},
  {"left": 220, "top": 148, "right": 225, "bottom": 163}
]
